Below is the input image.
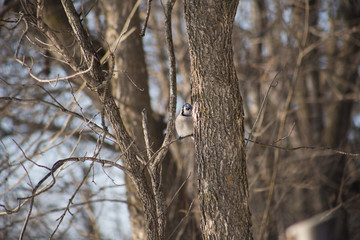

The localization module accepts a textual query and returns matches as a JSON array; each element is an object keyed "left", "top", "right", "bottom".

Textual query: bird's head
[{"left": 181, "top": 103, "right": 192, "bottom": 116}]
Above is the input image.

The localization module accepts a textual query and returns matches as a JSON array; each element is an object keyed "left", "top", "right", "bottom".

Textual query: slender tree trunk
[
  {"left": 101, "top": 1, "right": 202, "bottom": 239},
  {"left": 319, "top": 0, "right": 360, "bottom": 211},
  {"left": 184, "top": 1, "right": 253, "bottom": 239},
  {"left": 291, "top": 0, "right": 322, "bottom": 146},
  {"left": 101, "top": 1, "right": 152, "bottom": 238}
]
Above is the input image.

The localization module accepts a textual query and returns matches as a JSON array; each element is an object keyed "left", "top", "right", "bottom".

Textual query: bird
[{"left": 175, "top": 102, "right": 193, "bottom": 139}]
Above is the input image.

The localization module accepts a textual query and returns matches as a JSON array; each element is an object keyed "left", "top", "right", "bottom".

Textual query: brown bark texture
[{"left": 184, "top": 1, "right": 253, "bottom": 239}]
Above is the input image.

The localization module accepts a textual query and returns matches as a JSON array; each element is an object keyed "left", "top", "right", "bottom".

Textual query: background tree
[{"left": 1, "top": 0, "right": 360, "bottom": 240}]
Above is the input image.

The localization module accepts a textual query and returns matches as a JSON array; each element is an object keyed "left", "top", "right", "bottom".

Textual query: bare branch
[
  {"left": 50, "top": 161, "right": 95, "bottom": 238},
  {"left": 142, "top": 109, "right": 153, "bottom": 160},
  {"left": 246, "top": 68, "right": 283, "bottom": 146},
  {"left": 152, "top": 0, "right": 178, "bottom": 168},
  {"left": 272, "top": 122, "right": 296, "bottom": 144},
  {"left": 19, "top": 162, "right": 34, "bottom": 240},
  {"left": 140, "top": 0, "right": 153, "bottom": 37},
  {"left": 100, "top": 0, "right": 142, "bottom": 63},
  {"left": 247, "top": 138, "right": 360, "bottom": 157},
  {"left": 27, "top": 57, "right": 94, "bottom": 83},
  {"left": 166, "top": 199, "right": 195, "bottom": 240},
  {"left": 0, "top": 96, "right": 114, "bottom": 142},
  {"left": 13, "top": 140, "right": 51, "bottom": 171},
  {"left": 166, "top": 171, "right": 192, "bottom": 209},
  {"left": 0, "top": 157, "right": 129, "bottom": 216}
]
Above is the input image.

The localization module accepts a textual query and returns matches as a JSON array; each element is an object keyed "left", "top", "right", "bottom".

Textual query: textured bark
[
  {"left": 36, "top": 0, "right": 103, "bottom": 109},
  {"left": 184, "top": 1, "right": 253, "bottom": 239}
]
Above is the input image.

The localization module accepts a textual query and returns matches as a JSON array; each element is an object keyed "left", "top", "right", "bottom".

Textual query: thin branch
[
  {"left": 142, "top": 137, "right": 182, "bottom": 171},
  {"left": 100, "top": 0, "right": 142, "bottom": 63},
  {"left": 152, "top": 0, "right": 178, "bottom": 168},
  {"left": 100, "top": 28, "right": 136, "bottom": 64},
  {"left": 166, "top": 199, "right": 195, "bottom": 240},
  {"left": 19, "top": 162, "right": 34, "bottom": 240},
  {"left": 15, "top": 13, "right": 31, "bottom": 64},
  {"left": 0, "top": 157, "right": 129, "bottom": 216},
  {"left": 50, "top": 162, "right": 94, "bottom": 238},
  {"left": 140, "top": 3, "right": 178, "bottom": 237},
  {"left": 17, "top": 8, "right": 77, "bottom": 74},
  {"left": 142, "top": 109, "right": 153, "bottom": 160},
  {"left": 246, "top": 68, "right": 283, "bottom": 146},
  {"left": 26, "top": 57, "right": 94, "bottom": 83},
  {"left": 122, "top": 70, "right": 145, "bottom": 91},
  {"left": 13, "top": 140, "right": 51, "bottom": 171},
  {"left": 166, "top": 171, "right": 192, "bottom": 209},
  {"left": 0, "top": 96, "right": 115, "bottom": 142},
  {"left": 272, "top": 122, "right": 296, "bottom": 144},
  {"left": 0, "top": 197, "right": 132, "bottom": 228},
  {"left": 247, "top": 138, "right": 360, "bottom": 157},
  {"left": 140, "top": 0, "right": 152, "bottom": 37}
]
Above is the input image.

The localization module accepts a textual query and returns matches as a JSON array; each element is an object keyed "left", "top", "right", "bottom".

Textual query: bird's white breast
[{"left": 175, "top": 115, "right": 193, "bottom": 137}]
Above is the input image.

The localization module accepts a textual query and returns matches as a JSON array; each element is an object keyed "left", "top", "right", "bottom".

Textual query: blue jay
[{"left": 175, "top": 103, "right": 193, "bottom": 139}]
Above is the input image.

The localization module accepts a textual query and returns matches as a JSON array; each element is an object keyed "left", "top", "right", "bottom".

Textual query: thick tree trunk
[{"left": 184, "top": 1, "right": 253, "bottom": 239}]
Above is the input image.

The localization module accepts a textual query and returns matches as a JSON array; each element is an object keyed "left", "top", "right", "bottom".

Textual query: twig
[
  {"left": 100, "top": 28, "right": 136, "bottom": 64},
  {"left": 166, "top": 171, "right": 192, "bottom": 209},
  {"left": 100, "top": 0, "right": 142, "bottom": 63},
  {"left": 246, "top": 68, "right": 283, "bottom": 146},
  {"left": 166, "top": 199, "right": 195, "bottom": 240},
  {"left": 123, "top": 71, "right": 145, "bottom": 91},
  {"left": 143, "top": 2, "right": 178, "bottom": 238},
  {"left": 18, "top": 5, "right": 77, "bottom": 75},
  {"left": 272, "top": 122, "right": 295, "bottom": 144},
  {"left": 92, "top": 107, "right": 108, "bottom": 158},
  {"left": 26, "top": 57, "right": 94, "bottom": 83},
  {"left": 258, "top": 2, "right": 317, "bottom": 234},
  {"left": 247, "top": 138, "right": 360, "bottom": 157},
  {"left": 50, "top": 161, "right": 95, "bottom": 238},
  {"left": 13, "top": 140, "right": 51, "bottom": 171},
  {"left": 142, "top": 137, "right": 182, "bottom": 172},
  {"left": 19, "top": 162, "right": 34, "bottom": 240},
  {"left": 140, "top": 0, "right": 153, "bottom": 37},
  {"left": 0, "top": 96, "right": 115, "bottom": 142},
  {"left": 0, "top": 157, "right": 129, "bottom": 216}
]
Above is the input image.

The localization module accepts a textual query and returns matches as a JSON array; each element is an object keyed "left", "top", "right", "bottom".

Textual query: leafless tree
[{"left": 1, "top": 0, "right": 360, "bottom": 240}]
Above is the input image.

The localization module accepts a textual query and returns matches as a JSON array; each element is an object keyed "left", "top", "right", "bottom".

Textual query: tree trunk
[
  {"left": 101, "top": 1, "right": 154, "bottom": 238},
  {"left": 184, "top": 1, "right": 253, "bottom": 239},
  {"left": 101, "top": 1, "right": 201, "bottom": 239}
]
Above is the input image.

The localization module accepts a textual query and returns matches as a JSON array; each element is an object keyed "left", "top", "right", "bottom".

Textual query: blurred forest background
[{"left": 1, "top": 0, "right": 360, "bottom": 239}]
